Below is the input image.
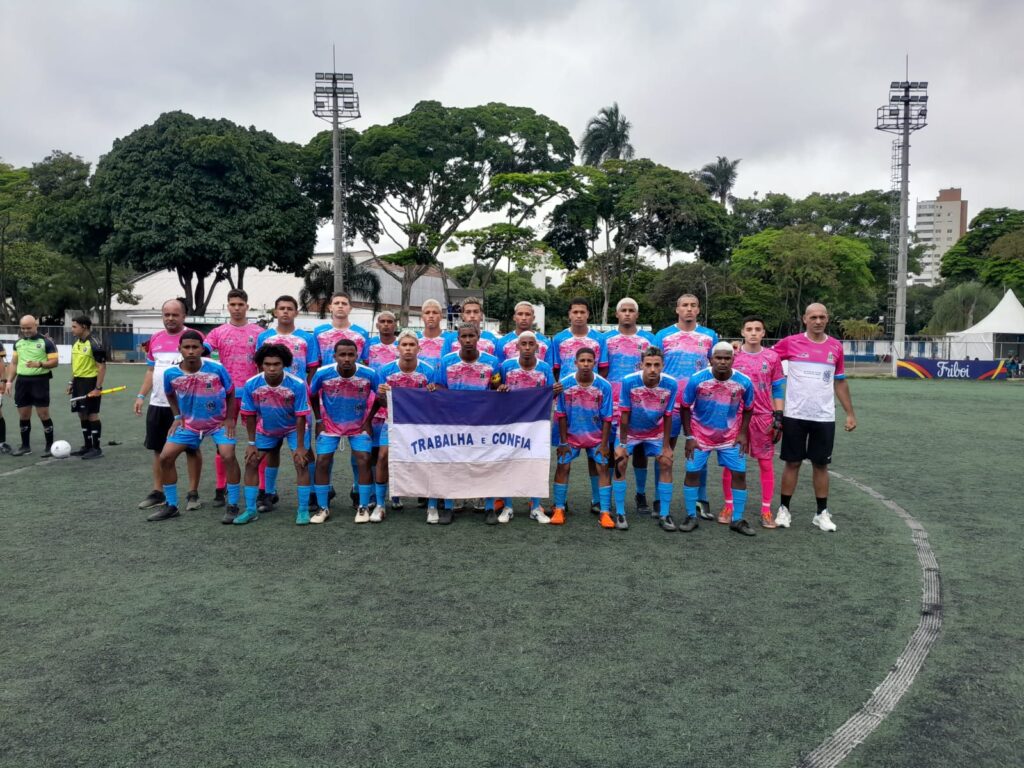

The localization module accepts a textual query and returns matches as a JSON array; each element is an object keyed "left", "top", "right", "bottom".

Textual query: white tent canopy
[{"left": 946, "top": 290, "right": 1024, "bottom": 360}]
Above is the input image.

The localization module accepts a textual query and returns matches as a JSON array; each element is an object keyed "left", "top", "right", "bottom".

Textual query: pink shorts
[{"left": 747, "top": 413, "right": 775, "bottom": 460}]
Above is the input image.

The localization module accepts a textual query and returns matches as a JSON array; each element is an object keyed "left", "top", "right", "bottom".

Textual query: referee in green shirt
[
  {"left": 69, "top": 315, "right": 107, "bottom": 459},
  {"left": 4, "top": 315, "right": 59, "bottom": 457}
]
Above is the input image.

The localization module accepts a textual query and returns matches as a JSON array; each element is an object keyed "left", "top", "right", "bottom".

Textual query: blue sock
[
  {"left": 613, "top": 479, "right": 627, "bottom": 515},
  {"left": 634, "top": 467, "right": 648, "bottom": 496},
  {"left": 375, "top": 483, "right": 388, "bottom": 506},
  {"left": 599, "top": 485, "right": 611, "bottom": 513},
  {"left": 314, "top": 484, "right": 331, "bottom": 509},
  {"left": 657, "top": 481, "right": 673, "bottom": 518},
  {"left": 264, "top": 467, "right": 279, "bottom": 495},
  {"left": 226, "top": 483, "right": 240, "bottom": 505},
  {"left": 504, "top": 497, "right": 513, "bottom": 509},
  {"left": 244, "top": 485, "right": 259, "bottom": 511},
  {"left": 163, "top": 484, "right": 178, "bottom": 509},
  {"left": 698, "top": 467, "right": 708, "bottom": 502},
  {"left": 553, "top": 482, "right": 568, "bottom": 509},
  {"left": 530, "top": 497, "right": 541, "bottom": 509},
  {"left": 297, "top": 486, "right": 311, "bottom": 512},
  {"left": 732, "top": 489, "right": 748, "bottom": 522},
  {"left": 684, "top": 485, "right": 699, "bottom": 518},
  {"left": 589, "top": 475, "right": 599, "bottom": 504},
  {"left": 444, "top": 499, "right": 453, "bottom": 510},
  {"left": 358, "top": 484, "right": 372, "bottom": 507},
  {"left": 485, "top": 498, "right": 494, "bottom": 511},
  {"left": 429, "top": 498, "right": 440, "bottom": 509}
]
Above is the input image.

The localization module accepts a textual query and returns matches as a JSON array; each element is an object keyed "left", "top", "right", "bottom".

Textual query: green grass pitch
[{"left": 1, "top": 368, "right": 1020, "bottom": 767}]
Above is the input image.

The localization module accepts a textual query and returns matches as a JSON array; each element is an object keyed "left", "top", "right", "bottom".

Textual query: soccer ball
[{"left": 50, "top": 440, "right": 72, "bottom": 459}]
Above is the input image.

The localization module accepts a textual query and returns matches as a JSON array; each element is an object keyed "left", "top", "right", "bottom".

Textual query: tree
[
  {"left": 353, "top": 101, "right": 575, "bottom": 324},
  {"left": 940, "top": 207, "right": 1024, "bottom": 285},
  {"left": 450, "top": 265, "right": 548, "bottom": 332},
  {"left": 924, "top": 282, "right": 1000, "bottom": 334},
  {"left": 978, "top": 228, "right": 1024, "bottom": 294},
  {"left": 0, "top": 161, "right": 32, "bottom": 323},
  {"left": 839, "top": 319, "right": 883, "bottom": 340},
  {"left": 698, "top": 156, "right": 741, "bottom": 207},
  {"left": 445, "top": 223, "right": 553, "bottom": 296},
  {"left": 298, "top": 255, "right": 382, "bottom": 319},
  {"left": 94, "top": 111, "right": 317, "bottom": 315},
  {"left": 579, "top": 103, "right": 635, "bottom": 167}
]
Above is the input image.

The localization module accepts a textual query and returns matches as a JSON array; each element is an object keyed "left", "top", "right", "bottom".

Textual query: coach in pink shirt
[{"left": 772, "top": 303, "right": 857, "bottom": 533}]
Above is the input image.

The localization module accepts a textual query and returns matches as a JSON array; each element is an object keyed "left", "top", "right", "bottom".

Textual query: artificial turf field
[{"left": 1, "top": 367, "right": 1021, "bottom": 768}]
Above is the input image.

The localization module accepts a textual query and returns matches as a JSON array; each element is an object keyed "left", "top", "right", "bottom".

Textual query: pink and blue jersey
[
  {"left": 732, "top": 348, "right": 785, "bottom": 416},
  {"left": 205, "top": 322, "right": 262, "bottom": 387},
  {"left": 437, "top": 352, "right": 499, "bottom": 391},
  {"left": 163, "top": 359, "right": 234, "bottom": 433},
  {"left": 655, "top": 323, "right": 718, "bottom": 409},
  {"left": 682, "top": 368, "right": 755, "bottom": 450},
  {"left": 555, "top": 373, "right": 613, "bottom": 448},
  {"left": 312, "top": 323, "right": 370, "bottom": 366},
  {"left": 442, "top": 329, "right": 500, "bottom": 357},
  {"left": 375, "top": 360, "right": 435, "bottom": 423},
  {"left": 772, "top": 334, "right": 845, "bottom": 422},
  {"left": 496, "top": 331, "right": 551, "bottom": 363},
  {"left": 500, "top": 358, "right": 554, "bottom": 390},
  {"left": 550, "top": 328, "right": 608, "bottom": 377},
  {"left": 416, "top": 333, "right": 448, "bottom": 370},
  {"left": 604, "top": 328, "right": 658, "bottom": 420},
  {"left": 239, "top": 372, "right": 311, "bottom": 438},
  {"left": 256, "top": 328, "right": 319, "bottom": 380},
  {"left": 620, "top": 372, "right": 678, "bottom": 441},
  {"left": 146, "top": 327, "right": 206, "bottom": 408},
  {"left": 365, "top": 336, "right": 399, "bottom": 374},
  {"left": 310, "top": 364, "right": 379, "bottom": 437}
]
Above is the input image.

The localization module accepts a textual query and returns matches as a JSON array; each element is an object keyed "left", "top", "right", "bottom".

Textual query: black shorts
[
  {"left": 71, "top": 377, "right": 101, "bottom": 415},
  {"left": 779, "top": 417, "right": 836, "bottom": 466},
  {"left": 14, "top": 376, "right": 51, "bottom": 408},
  {"left": 144, "top": 405, "right": 195, "bottom": 454}
]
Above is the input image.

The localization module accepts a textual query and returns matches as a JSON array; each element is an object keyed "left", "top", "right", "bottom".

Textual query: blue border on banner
[{"left": 392, "top": 387, "right": 553, "bottom": 426}]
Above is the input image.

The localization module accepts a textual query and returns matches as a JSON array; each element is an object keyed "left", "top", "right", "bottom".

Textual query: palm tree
[
  {"left": 579, "top": 103, "right": 635, "bottom": 166},
  {"left": 699, "top": 156, "right": 741, "bottom": 206},
  {"left": 923, "top": 281, "right": 999, "bottom": 334},
  {"left": 299, "top": 254, "right": 383, "bottom": 319}
]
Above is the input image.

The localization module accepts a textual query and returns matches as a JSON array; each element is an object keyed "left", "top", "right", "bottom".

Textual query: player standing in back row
[{"left": 772, "top": 303, "right": 857, "bottom": 532}]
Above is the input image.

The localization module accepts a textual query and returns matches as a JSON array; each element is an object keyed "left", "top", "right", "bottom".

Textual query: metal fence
[{"left": 0, "top": 325, "right": 149, "bottom": 363}]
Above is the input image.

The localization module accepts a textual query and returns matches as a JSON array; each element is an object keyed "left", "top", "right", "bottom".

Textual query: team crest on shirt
[
  {"left": 827, "top": 352, "right": 835, "bottom": 363},
  {"left": 761, "top": 361, "right": 768, "bottom": 373},
  {"left": 823, "top": 370, "right": 832, "bottom": 383}
]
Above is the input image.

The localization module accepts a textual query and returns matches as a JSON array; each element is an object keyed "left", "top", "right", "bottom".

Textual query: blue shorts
[
  {"left": 254, "top": 429, "right": 310, "bottom": 452},
  {"left": 316, "top": 432, "right": 373, "bottom": 455},
  {"left": 168, "top": 426, "right": 235, "bottom": 449},
  {"left": 558, "top": 445, "right": 608, "bottom": 466},
  {"left": 686, "top": 444, "right": 746, "bottom": 473},
  {"left": 372, "top": 420, "right": 387, "bottom": 448},
  {"left": 626, "top": 439, "right": 663, "bottom": 457}
]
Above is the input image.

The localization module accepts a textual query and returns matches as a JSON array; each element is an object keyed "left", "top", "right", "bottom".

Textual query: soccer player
[
  {"left": 204, "top": 289, "right": 262, "bottom": 505},
  {"left": 68, "top": 315, "right": 107, "bottom": 459},
  {"left": 497, "top": 301, "right": 551, "bottom": 362},
  {"left": 364, "top": 311, "right": 400, "bottom": 509},
  {"left": 436, "top": 323, "right": 501, "bottom": 524},
  {"left": 773, "top": 303, "right": 857, "bottom": 532},
  {"left": 442, "top": 296, "right": 500, "bottom": 357},
  {"left": 234, "top": 344, "right": 313, "bottom": 525},
  {"left": 498, "top": 331, "right": 559, "bottom": 524},
  {"left": 366, "top": 330, "right": 438, "bottom": 522},
  {"left": 679, "top": 342, "right": 756, "bottom": 536},
  {"left": 416, "top": 299, "right": 449, "bottom": 370},
  {"left": 721, "top": 315, "right": 786, "bottom": 529},
  {"left": 4, "top": 315, "right": 58, "bottom": 457},
  {"left": 604, "top": 297, "right": 659, "bottom": 514},
  {"left": 0, "top": 339, "right": 9, "bottom": 453},
  {"left": 133, "top": 299, "right": 205, "bottom": 511},
  {"left": 149, "top": 331, "right": 240, "bottom": 522},
  {"left": 613, "top": 348, "right": 677, "bottom": 531},
  {"left": 552, "top": 347, "right": 613, "bottom": 526},
  {"left": 656, "top": 293, "right": 719, "bottom": 518},
  {"left": 309, "top": 339, "right": 379, "bottom": 524},
  {"left": 551, "top": 298, "right": 609, "bottom": 514}
]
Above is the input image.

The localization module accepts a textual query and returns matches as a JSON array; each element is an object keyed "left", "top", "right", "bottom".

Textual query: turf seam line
[
  {"left": 794, "top": 471, "right": 943, "bottom": 768},
  {"left": 0, "top": 459, "right": 56, "bottom": 477}
]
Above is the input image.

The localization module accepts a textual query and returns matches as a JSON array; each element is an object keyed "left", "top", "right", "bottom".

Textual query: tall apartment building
[{"left": 912, "top": 188, "right": 968, "bottom": 286}]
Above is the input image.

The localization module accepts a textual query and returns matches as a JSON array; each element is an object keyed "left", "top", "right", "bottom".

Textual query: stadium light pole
[
  {"left": 876, "top": 77, "right": 928, "bottom": 374},
  {"left": 314, "top": 67, "right": 361, "bottom": 293}
]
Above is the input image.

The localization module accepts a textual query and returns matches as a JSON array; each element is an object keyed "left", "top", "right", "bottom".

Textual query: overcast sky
[{"left": 3, "top": 0, "right": 1021, "bottom": 253}]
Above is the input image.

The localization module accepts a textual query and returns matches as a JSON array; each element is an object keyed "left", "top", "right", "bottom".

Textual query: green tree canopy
[
  {"left": 977, "top": 228, "right": 1024, "bottom": 293},
  {"left": 924, "top": 281, "right": 1000, "bottom": 334},
  {"left": 940, "top": 207, "right": 1024, "bottom": 285},
  {"left": 579, "top": 103, "right": 635, "bottom": 167},
  {"left": 698, "top": 156, "right": 741, "bottom": 207}
]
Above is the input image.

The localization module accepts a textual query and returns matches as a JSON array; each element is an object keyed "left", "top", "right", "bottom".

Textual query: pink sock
[
  {"left": 759, "top": 457, "right": 774, "bottom": 512},
  {"left": 214, "top": 453, "right": 226, "bottom": 489},
  {"left": 721, "top": 469, "right": 733, "bottom": 506},
  {"left": 258, "top": 458, "right": 267, "bottom": 492}
]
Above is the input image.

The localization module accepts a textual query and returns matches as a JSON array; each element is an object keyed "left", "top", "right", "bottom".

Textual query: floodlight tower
[
  {"left": 314, "top": 69, "right": 361, "bottom": 292},
  {"left": 876, "top": 78, "right": 928, "bottom": 373}
]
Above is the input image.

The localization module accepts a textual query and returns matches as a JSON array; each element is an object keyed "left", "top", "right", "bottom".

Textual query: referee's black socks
[
  {"left": 42, "top": 418, "right": 54, "bottom": 450},
  {"left": 81, "top": 422, "right": 92, "bottom": 449},
  {"left": 90, "top": 420, "right": 102, "bottom": 448},
  {"left": 20, "top": 419, "right": 30, "bottom": 448}
]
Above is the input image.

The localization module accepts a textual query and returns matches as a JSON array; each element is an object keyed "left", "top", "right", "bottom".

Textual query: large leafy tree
[
  {"left": 352, "top": 101, "right": 575, "bottom": 324},
  {"left": 698, "top": 156, "right": 741, "bottom": 207},
  {"left": 940, "top": 207, "right": 1024, "bottom": 285},
  {"left": 579, "top": 103, "right": 635, "bottom": 167},
  {"left": 0, "top": 161, "right": 32, "bottom": 322},
  {"left": 94, "top": 111, "right": 317, "bottom": 315},
  {"left": 298, "top": 256, "right": 382, "bottom": 319},
  {"left": 980, "top": 229, "right": 1024, "bottom": 293},
  {"left": 924, "top": 282, "right": 1000, "bottom": 334}
]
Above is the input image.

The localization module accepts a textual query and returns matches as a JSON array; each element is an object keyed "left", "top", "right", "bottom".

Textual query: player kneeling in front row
[
  {"left": 614, "top": 348, "right": 677, "bottom": 532},
  {"left": 310, "top": 339, "right": 379, "bottom": 524},
  {"left": 552, "top": 347, "right": 613, "bottom": 526},
  {"left": 365, "top": 330, "right": 437, "bottom": 523},
  {"left": 679, "top": 342, "right": 757, "bottom": 536},
  {"left": 234, "top": 344, "right": 312, "bottom": 525},
  {"left": 149, "top": 331, "right": 240, "bottom": 522}
]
